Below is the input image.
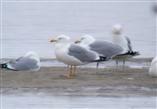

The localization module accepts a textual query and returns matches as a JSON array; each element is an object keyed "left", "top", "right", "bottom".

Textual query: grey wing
[
  {"left": 8, "top": 56, "right": 24, "bottom": 65},
  {"left": 125, "top": 36, "right": 133, "bottom": 52},
  {"left": 90, "top": 41, "right": 123, "bottom": 58},
  {"left": 68, "top": 44, "right": 97, "bottom": 62},
  {"left": 9, "top": 57, "right": 39, "bottom": 71}
]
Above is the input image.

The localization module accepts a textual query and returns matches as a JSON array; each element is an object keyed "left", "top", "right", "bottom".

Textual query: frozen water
[
  {"left": 1, "top": 2, "right": 156, "bottom": 58},
  {"left": 2, "top": 94, "right": 157, "bottom": 109}
]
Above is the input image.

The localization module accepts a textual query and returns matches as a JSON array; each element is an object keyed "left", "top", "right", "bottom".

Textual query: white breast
[
  {"left": 54, "top": 44, "right": 83, "bottom": 66},
  {"left": 149, "top": 57, "right": 157, "bottom": 77},
  {"left": 112, "top": 34, "right": 128, "bottom": 53}
]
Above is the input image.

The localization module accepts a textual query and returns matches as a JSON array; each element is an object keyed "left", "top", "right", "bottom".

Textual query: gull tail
[
  {"left": 117, "top": 51, "right": 140, "bottom": 57},
  {"left": 0, "top": 63, "right": 8, "bottom": 69},
  {"left": 0, "top": 63, "right": 17, "bottom": 71},
  {"left": 127, "top": 51, "right": 140, "bottom": 56},
  {"left": 92, "top": 56, "right": 111, "bottom": 62}
]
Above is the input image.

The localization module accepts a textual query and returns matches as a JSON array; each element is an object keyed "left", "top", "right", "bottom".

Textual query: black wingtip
[
  {"left": 129, "top": 51, "right": 140, "bottom": 56},
  {"left": 91, "top": 56, "right": 111, "bottom": 62},
  {"left": 0, "top": 63, "right": 7, "bottom": 69},
  {"left": 116, "top": 51, "right": 140, "bottom": 57}
]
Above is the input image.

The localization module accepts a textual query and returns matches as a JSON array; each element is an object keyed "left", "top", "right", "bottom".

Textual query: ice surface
[{"left": 2, "top": 94, "right": 156, "bottom": 109}]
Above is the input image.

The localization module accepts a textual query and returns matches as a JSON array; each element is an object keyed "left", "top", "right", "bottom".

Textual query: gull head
[
  {"left": 75, "top": 34, "right": 95, "bottom": 45},
  {"left": 112, "top": 24, "right": 123, "bottom": 35},
  {"left": 50, "top": 34, "right": 70, "bottom": 43}
]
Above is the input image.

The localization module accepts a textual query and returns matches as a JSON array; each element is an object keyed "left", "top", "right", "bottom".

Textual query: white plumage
[
  {"left": 111, "top": 24, "right": 140, "bottom": 69},
  {"left": 149, "top": 57, "right": 157, "bottom": 77},
  {"left": 49, "top": 34, "right": 99, "bottom": 78},
  {"left": 112, "top": 24, "right": 128, "bottom": 53}
]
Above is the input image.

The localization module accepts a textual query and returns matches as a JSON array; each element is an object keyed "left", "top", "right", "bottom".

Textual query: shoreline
[
  {"left": 1, "top": 67, "right": 157, "bottom": 97},
  {"left": 0, "top": 57, "right": 153, "bottom": 62}
]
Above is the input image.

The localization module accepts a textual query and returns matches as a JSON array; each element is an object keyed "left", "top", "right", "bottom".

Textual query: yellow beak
[
  {"left": 75, "top": 40, "right": 81, "bottom": 44},
  {"left": 49, "top": 39, "right": 57, "bottom": 43}
]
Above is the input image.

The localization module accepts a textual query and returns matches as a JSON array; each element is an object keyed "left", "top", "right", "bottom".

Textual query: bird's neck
[
  {"left": 81, "top": 39, "right": 95, "bottom": 46},
  {"left": 112, "top": 33, "right": 122, "bottom": 39},
  {"left": 54, "top": 42, "right": 70, "bottom": 50}
]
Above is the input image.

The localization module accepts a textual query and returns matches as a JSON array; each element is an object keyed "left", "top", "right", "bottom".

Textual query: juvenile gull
[
  {"left": 111, "top": 24, "right": 140, "bottom": 68},
  {"left": 75, "top": 34, "right": 123, "bottom": 71},
  {"left": 0, "top": 51, "right": 40, "bottom": 71},
  {"left": 49, "top": 34, "right": 100, "bottom": 78}
]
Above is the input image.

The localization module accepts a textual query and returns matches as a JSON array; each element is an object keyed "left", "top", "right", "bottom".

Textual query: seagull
[
  {"left": 49, "top": 34, "right": 102, "bottom": 78},
  {"left": 0, "top": 51, "right": 40, "bottom": 71},
  {"left": 75, "top": 34, "right": 123, "bottom": 71},
  {"left": 149, "top": 57, "right": 157, "bottom": 77},
  {"left": 152, "top": 2, "right": 157, "bottom": 14},
  {"left": 111, "top": 24, "right": 140, "bottom": 69}
]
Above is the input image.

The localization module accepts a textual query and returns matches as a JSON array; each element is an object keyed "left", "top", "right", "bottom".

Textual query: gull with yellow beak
[
  {"left": 75, "top": 34, "right": 123, "bottom": 72},
  {"left": 49, "top": 34, "right": 101, "bottom": 78}
]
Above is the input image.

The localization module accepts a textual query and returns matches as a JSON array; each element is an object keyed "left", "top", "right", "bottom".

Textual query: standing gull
[
  {"left": 0, "top": 51, "right": 40, "bottom": 71},
  {"left": 111, "top": 24, "right": 140, "bottom": 68},
  {"left": 49, "top": 34, "right": 100, "bottom": 78},
  {"left": 75, "top": 34, "right": 123, "bottom": 71}
]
